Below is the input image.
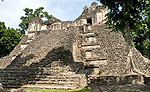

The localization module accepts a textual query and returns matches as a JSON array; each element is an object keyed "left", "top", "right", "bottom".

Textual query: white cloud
[{"left": 0, "top": 0, "right": 99, "bottom": 28}]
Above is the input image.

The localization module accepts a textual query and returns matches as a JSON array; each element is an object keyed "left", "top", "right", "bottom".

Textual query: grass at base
[{"left": 122, "top": 91, "right": 150, "bottom": 92}]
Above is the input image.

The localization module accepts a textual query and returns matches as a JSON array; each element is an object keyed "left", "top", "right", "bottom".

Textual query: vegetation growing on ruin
[{"left": 83, "top": 5, "right": 88, "bottom": 10}]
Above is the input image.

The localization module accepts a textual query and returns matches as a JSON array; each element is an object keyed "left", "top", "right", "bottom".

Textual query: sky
[{"left": 0, "top": 0, "right": 100, "bottom": 29}]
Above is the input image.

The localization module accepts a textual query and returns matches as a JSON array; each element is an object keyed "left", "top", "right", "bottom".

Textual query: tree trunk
[
  {"left": 122, "top": 1, "right": 145, "bottom": 75},
  {"left": 125, "top": 21, "right": 134, "bottom": 73},
  {"left": 122, "top": 0, "right": 133, "bottom": 73}
]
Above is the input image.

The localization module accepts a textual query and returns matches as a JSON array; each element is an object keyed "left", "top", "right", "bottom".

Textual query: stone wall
[
  {"left": 28, "top": 17, "right": 43, "bottom": 32},
  {"left": 88, "top": 74, "right": 143, "bottom": 86},
  {"left": 132, "top": 48, "right": 150, "bottom": 76},
  {"left": 76, "top": 2, "right": 108, "bottom": 24},
  {"left": 9, "top": 36, "right": 28, "bottom": 56},
  {"left": 88, "top": 74, "right": 145, "bottom": 91},
  {"left": 0, "top": 56, "right": 12, "bottom": 69},
  {"left": 47, "top": 20, "right": 85, "bottom": 31},
  {"left": 28, "top": 2, "right": 108, "bottom": 32}
]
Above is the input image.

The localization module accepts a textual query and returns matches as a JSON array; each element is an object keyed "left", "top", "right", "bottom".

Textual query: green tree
[
  {"left": 19, "top": 7, "right": 53, "bottom": 35},
  {"left": 98, "top": 0, "right": 150, "bottom": 74},
  {"left": 133, "top": 17, "right": 150, "bottom": 59},
  {"left": 0, "top": 22, "right": 21, "bottom": 58},
  {"left": 83, "top": 5, "right": 88, "bottom": 10},
  {"left": 131, "top": 0, "right": 150, "bottom": 59},
  {"left": 0, "top": 22, "right": 6, "bottom": 38}
]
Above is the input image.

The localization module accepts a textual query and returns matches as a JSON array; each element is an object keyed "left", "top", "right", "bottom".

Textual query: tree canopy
[
  {"left": 19, "top": 7, "right": 53, "bottom": 35},
  {"left": 0, "top": 22, "right": 21, "bottom": 58}
]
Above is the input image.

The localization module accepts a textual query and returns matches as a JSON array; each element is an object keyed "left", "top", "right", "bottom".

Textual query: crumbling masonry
[{"left": 0, "top": 2, "right": 150, "bottom": 89}]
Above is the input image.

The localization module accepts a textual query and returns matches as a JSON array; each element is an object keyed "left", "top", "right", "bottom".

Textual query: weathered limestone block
[
  {"left": 20, "top": 44, "right": 28, "bottom": 50},
  {"left": 41, "top": 25, "right": 47, "bottom": 31},
  {"left": 0, "top": 83, "right": 3, "bottom": 91}
]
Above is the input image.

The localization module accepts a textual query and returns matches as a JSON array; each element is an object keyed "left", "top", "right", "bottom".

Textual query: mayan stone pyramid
[{"left": 0, "top": 2, "right": 150, "bottom": 89}]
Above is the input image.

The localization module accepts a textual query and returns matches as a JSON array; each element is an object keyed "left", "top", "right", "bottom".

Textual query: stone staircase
[
  {"left": 0, "top": 68, "right": 29, "bottom": 88},
  {"left": 0, "top": 28, "right": 87, "bottom": 89},
  {"left": 80, "top": 25, "right": 106, "bottom": 67},
  {"left": 0, "top": 64, "right": 87, "bottom": 89},
  {"left": 78, "top": 24, "right": 107, "bottom": 75},
  {"left": 22, "top": 72, "right": 86, "bottom": 89}
]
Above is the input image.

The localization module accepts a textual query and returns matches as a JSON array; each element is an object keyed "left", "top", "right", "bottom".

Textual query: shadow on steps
[{"left": 0, "top": 46, "right": 86, "bottom": 89}]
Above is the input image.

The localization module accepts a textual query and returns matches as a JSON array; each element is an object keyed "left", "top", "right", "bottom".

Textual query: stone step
[
  {"left": 81, "top": 45, "right": 100, "bottom": 49},
  {"left": 0, "top": 72, "right": 70, "bottom": 76},
  {"left": 28, "top": 81, "right": 79, "bottom": 85},
  {"left": 46, "top": 75, "right": 81, "bottom": 79},
  {"left": 1, "top": 82, "right": 25, "bottom": 85},
  {"left": 81, "top": 43, "right": 99, "bottom": 47},
  {"left": 0, "top": 70, "right": 28, "bottom": 72},
  {"left": 0, "top": 72, "right": 80, "bottom": 76},
  {"left": 86, "top": 58, "right": 106, "bottom": 62},
  {"left": 26, "top": 39, "right": 32, "bottom": 43},
  {"left": 0, "top": 79, "right": 79, "bottom": 84},
  {"left": 37, "top": 78, "right": 79, "bottom": 82},
  {"left": 1, "top": 80, "right": 79, "bottom": 86},
  {"left": 2, "top": 85, "right": 22, "bottom": 88},
  {"left": 0, "top": 77, "right": 28, "bottom": 80},
  {"left": 22, "top": 84, "right": 77, "bottom": 89},
  {"left": 2, "top": 81, "right": 24, "bottom": 84},
  {"left": 0, "top": 75, "right": 76, "bottom": 79},
  {"left": 0, "top": 75, "right": 81, "bottom": 85},
  {"left": 1, "top": 80, "right": 80, "bottom": 86},
  {"left": 0, "top": 68, "right": 70, "bottom": 74},
  {"left": 1, "top": 74, "right": 86, "bottom": 89},
  {"left": 21, "top": 42, "right": 29, "bottom": 45},
  {"left": 79, "top": 32, "right": 97, "bottom": 37},
  {"left": 0, "top": 72, "right": 29, "bottom": 75},
  {"left": 0, "top": 73, "right": 50, "bottom": 78},
  {"left": 0, "top": 76, "right": 82, "bottom": 82},
  {"left": 0, "top": 73, "right": 82, "bottom": 79},
  {"left": 0, "top": 67, "right": 70, "bottom": 70},
  {"left": 84, "top": 60, "right": 107, "bottom": 67},
  {"left": 0, "top": 76, "right": 80, "bottom": 82}
]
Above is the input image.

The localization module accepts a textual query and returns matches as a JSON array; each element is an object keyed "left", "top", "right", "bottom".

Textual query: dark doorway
[{"left": 87, "top": 18, "right": 92, "bottom": 25}]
